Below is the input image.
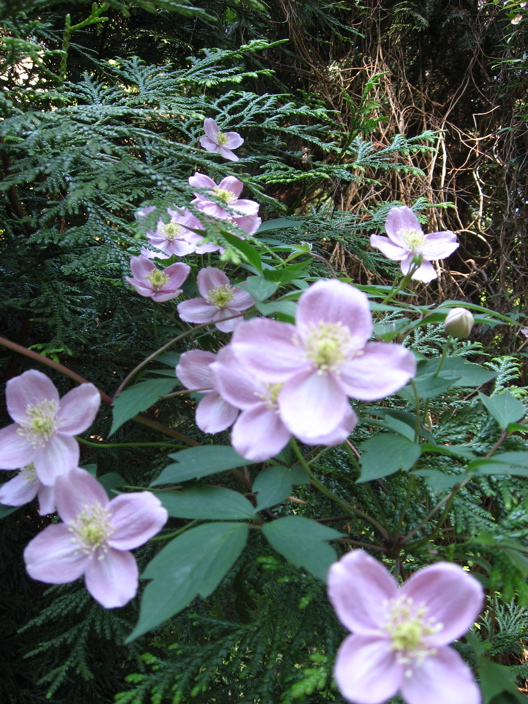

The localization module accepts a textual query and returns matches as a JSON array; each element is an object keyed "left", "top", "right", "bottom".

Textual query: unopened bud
[{"left": 444, "top": 307, "right": 474, "bottom": 338}]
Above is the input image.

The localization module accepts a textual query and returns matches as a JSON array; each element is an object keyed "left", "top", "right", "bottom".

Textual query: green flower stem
[
  {"left": 152, "top": 304, "right": 159, "bottom": 346},
  {"left": 380, "top": 262, "right": 420, "bottom": 307},
  {"left": 342, "top": 440, "right": 389, "bottom": 526},
  {"left": 433, "top": 335, "right": 452, "bottom": 378},
  {"left": 290, "top": 439, "right": 389, "bottom": 540},
  {"left": 150, "top": 520, "right": 199, "bottom": 542},
  {"left": 410, "top": 379, "right": 421, "bottom": 442},
  {"left": 394, "top": 473, "right": 416, "bottom": 538},
  {"left": 77, "top": 437, "right": 184, "bottom": 449}
]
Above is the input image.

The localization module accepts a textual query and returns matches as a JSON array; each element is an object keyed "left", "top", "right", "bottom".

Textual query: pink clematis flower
[
  {"left": 125, "top": 255, "right": 190, "bottom": 302},
  {"left": 327, "top": 550, "right": 483, "bottom": 704},
  {"left": 146, "top": 207, "right": 205, "bottom": 257},
  {"left": 177, "top": 267, "right": 255, "bottom": 333},
  {"left": 200, "top": 118, "right": 244, "bottom": 162},
  {"left": 176, "top": 350, "right": 239, "bottom": 433},
  {"left": 24, "top": 467, "right": 168, "bottom": 608},
  {"left": 230, "top": 280, "right": 416, "bottom": 441},
  {"left": 0, "top": 463, "right": 55, "bottom": 515},
  {"left": 370, "top": 206, "right": 459, "bottom": 283},
  {"left": 189, "top": 173, "right": 259, "bottom": 221},
  {"left": 0, "top": 370, "right": 100, "bottom": 486},
  {"left": 211, "top": 347, "right": 356, "bottom": 461}
]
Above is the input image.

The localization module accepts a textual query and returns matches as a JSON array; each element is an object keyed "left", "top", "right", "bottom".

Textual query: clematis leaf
[
  {"left": 262, "top": 516, "right": 341, "bottom": 582},
  {"left": 358, "top": 434, "right": 421, "bottom": 482},
  {"left": 479, "top": 391, "right": 525, "bottom": 430},
  {"left": 238, "top": 275, "right": 279, "bottom": 302},
  {"left": 159, "top": 485, "right": 256, "bottom": 519},
  {"left": 152, "top": 445, "right": 253, "bottom": 486},
  {"left": 253, "top": 464, "right": 309, "bottom": 510},
  {"left": 110, "top": 378, "right": 178, "bottom": 435},
  {"left": 128, "top": 522, "right": 248, "bottom": 640}
]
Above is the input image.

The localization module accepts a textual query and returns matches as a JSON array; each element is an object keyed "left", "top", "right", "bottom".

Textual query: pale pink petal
[
  {"left": 203, "top": 118, "right": 219, "bottom": 140},
  {"left": 176, "top": 350, "right": 216, "bottom": 390},
  {"left": 231, "top": 288, "right": 254, "bottom": 309},
  {"left": 386, "top": 206, "right": 422, "bottom": 246},
  {"left": 58, "top": 383, "right": 100, "bottom": 433},
  {"left": 55, "top": 467, "right": 109, "bottom": 522},
  {"left": 210, "top": 347, "right": 264, "bottom": 409},
  {"left": 334, "top": 634, "right": 403, "bottom": 704},
  {"left": 370, "top": 234, "right": 408, "bottom": 261},
  {"left": 197, "top": 267, "right": 230, "bottom": 296},
  {"left": 401, "top": 562, "right": 484, "bottom": 645},
  {"left": 224, "top": 132, "right": 244, "bottom": 148},
  {"left": 125, "top": 277, "right": 155, "bottom": 297},
  {"left": 84, "top": 549, "right": 138, "bottom": 608},
  {"left": 231, "top": 318, "right": 302, "bottom": 382},
  {"left": 151, "top": 289, "right": 182, "bottom": 303},
  {"left": 34, "top": 434, "right": 79, "bottom": 486},
  {"left": 0, "top": 472, "right": 39, "bottom": 506},
  {"left": 194, "top": 201, "right": 231, "bottom": 219},
  {"left": 130, "top": 255, "right": 155, "bottom": 279},
  {"left": 401, "top": 647, "right": 481, "bottom": 704},
  {"left": 196, "top": 392, "right": 239, "bottom": 433},
  {"left": 218, "top": 176, "right": 244, "bottom": 198},
  {"left": 189, "top": 173, "right": 216, "bottom": 189},
  {"left": 109, "top": 492, "right": 168, "bottom": 549},
  {"left": 24, "top": 524, "right": 88, "bottom": 583},
  {"left": 37, "top": 484, "right": 56, "bottom": 515},
  {"left": 328, "top": 550, "right": 398, "bottom": 633},
  {"left": 420, "top": 232, "right": 459, "bottom": 260},
  {"left": 200, "top": 136, "right": 218, "bottom": 152},
  {"left": 278, "top": 370, "right": 348, "bottom": 439},
  {"left": 231, "top": 406, "right": 291, "bottom": 461},
  {"left": 164, "top": 262, "right": 191, "bottom": 288},
  {"left": 298, "top": 404, "right": 357, "bottom": 446},
  {"left": 0, "top": 424, "right": 35, "bottom": 469},
  {"left": 178, "top": 298, "right": 216, "bottom": 324},
  {"left": 214, "top": 309, "right": 244, "bottom": 333},
  {"left": 218, "top": 147, "right": 239, "bottom": 161},
  {"left": 233, "top": 214, "right": 261, "bottom": 235},
  {"left": 7, "top": 369, "right": 60, "bottom": 423},
  {"left": 340, "top": 343, "right": 416, "bottom": 401},
  {"left": 296, "top": 280, "right": 372, "bottom": 344},
  {"left": 400, "top": 254, "right": 438, "bottom": 282},
  {"left": 230, "top": 198, "right": 260, "bottom": 216}
]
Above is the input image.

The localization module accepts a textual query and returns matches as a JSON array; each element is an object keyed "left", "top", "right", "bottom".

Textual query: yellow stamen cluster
[
  {"left": 162, "top": 222, "right": 183, "bottom": 241},
  {"left": 146, "top": 269, "right": 170, "bottom": 291},
  {"left": 299, "top": 322, "right": 356, "bottom": 373},
  {"left": 400, "top": 227, "right": 426, "bottom": 253},
  {"left": 215, "top": 132, "right": 229, "bottom": 146},
  {"left": 213, "top": 187, "right": 237, "bottom": 206},
  {"left": 255, "top": 383, "right": 283, "bottom": 410},
  {"left": 17, "top": 400, "right": 60, "bottom": 446},
  {"left": 207, "top": 284, "right": 235, "bottom": 309},
  {"left": 69, "top": 503, "right": 115, "bottom": 558},
  {"left": 21, "top": 462, "right": 38, "bottom": 482},
  {"left": 383, "top": 595, "right": 442, "bottom": 675}
]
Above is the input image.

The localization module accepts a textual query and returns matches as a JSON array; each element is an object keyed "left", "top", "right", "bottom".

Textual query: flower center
[
  {"left": 213, "top": 186, "right": 237, "bottom": 206},
  {"left": 146, "top": 269, "right": 170, "bottom": 290},
  {"left": 400, "top": 227, "right": 426, "bottom": 253},
  {"left": 255, "top": 383, "right": 283, "bottom": 410},
  {"left": 207, "top": 284, "right": 235, "bottom": 309},
  {"left": 162, "top": 222, "right": 183, "bottom": 241},
  {"left": 20, "top": 462, "right": 38, "bottom": 483},
  {"left": 216, "top": 131, "right": 229, "bottom": 146},
  {"left": 299, "top": 322, "right": 357, "bottom": 373},
  {"left": 69, "top": 503, "right": 115, "bottom": 557},
  {"left": 17, "top": 399, "right": 60, "bottom": 447},
  {"left": 383, "top": 595, "right": 442, "bottom": 674}
]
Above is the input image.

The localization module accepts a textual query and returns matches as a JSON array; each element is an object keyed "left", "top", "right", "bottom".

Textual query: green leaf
[
  {"left": 469, "top": 451, "right": 528, "bottom": 477},
  {"left": 238, "top": 275, "right": 279, "bottom": 302},
  {"left": 262, "top": 516, "right": 341, "bottom": 581},
  {"left": 479, "top": 391, "right": 525, "bottom": 430},
  {"left": 253, "top": 465, "right": 309, "bottom": 510},
  {"left": 398, "top": 374, "right": 457, "bottom": 402},
  {"left": 256, "top": 300, "right": 297, "bottom": 319},
  {"left": 98, "top": 472, "right": 126, "bottom": 498},
  {"left": 358, "top": 434, "right": 421, "bottom": 482},
  {"left": 479, "top": 661, "right": 528, "bottom": 703},
  {"left": 257, "top": 217, "right": 301, "bottom": 232},
  {"left": 413, "top": 469, "right": 464, "bottom": 492},
  {"left": 0, "top": 502, "right": 19, "bottom": 518},
  {"left": 263, "top": 261, "right": 310, "bottom": 284},
  {"left": 110, "top": 378, "right": 177, "bottom": 435},
  {"left": 416, "top": 358, "right": 497, "bottom": 388},
  {"left": 159, "top": 485, "right": 256, "bottom": 520},
  {"left": 222, "top": 233, "right": 262, "bottom": 272},
  {"left": 152, "top": 446, "right": 253, "bottom": 486},
  {"left": 420, "top": 443, "right": 476, "bottom": 459},
  {"left": 128, "top": 522, "right": 248, "bottom": 641},
  {"left": 379, "top": 415, "right": 416, "bottom": 441}
]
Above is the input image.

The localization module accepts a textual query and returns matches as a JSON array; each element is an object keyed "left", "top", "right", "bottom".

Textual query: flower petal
[
  {"left": 420, "top": 231, "right": 459, "bottom": 260},
  {"left": 334, "top": 633, "right": 402, "bottom": 704},
  {"left": 0, "top": 472, "right": 39, "bottom": 506},
  {"left": 340, "top": 343, "right": 416, "bottom": 401},
  {"left": 37, "top": 484, "right": 56, "bottom": 515},
  {"left": 297, "top": 404, "right": 357, "bottom": 446},
  {"left": 58, "top": 383, "right": 100, "bottom": 434},
  {"left": 203, "top": 118, "right": 219, "bottom": 140},
  {"left": 370, "top": 234, "right": 408, "bottom": 261},
  {"left": 165, "top": 262, "right": 191, "bottom": 288},
  {"left": 400, "top": 646, "right": 481, "bottom": 704},
  {"left": 84, "top": 549, "right": 138, "bottom": 608},
  {"left": 178, "top": 298, "right": 216, "bottom": 325},
  {"left": 196, "top": 392, "right": 239, "bottom": 433},
  {"left": 296, "top": 280, "right": 372, "bottom": 346},
  {"left": 0, "top": 424, "right": 35, "bottom": 469},
  {"left": 7, "top": 369, "right": 60, "bottom": 423},
  {"left": 189, "top": 173, "right": 216, "bottom": 190},
  {"left": 176, "top": 350, "right": 216, "bottom": 390},
  {"left": 55, "top": 467, "right": 109, "bottom": 522},
  {"left": 401, "top": 562, "right": 484, "bottom": 645},
  {"left": 231, "top": 406, "right": 290, "bottom": 461},
  {"left": 109, "top": 492, "right": 167, "bottom": 549},
  {"left": 278, "top": 370, "right": 348, "bottom": 439},
  {"left": 129, "top": 255, "right": 155, "bottom": 279},
  {"left": 224, "top": 132, "right": 244, "bottom": 148},
  {"left": 327, "top": 550, "right": 398, "bottom": 633},
  {"left": 400, "top": 255, "right": 438, "bottom": 282},
  {"left": 197, "top": 267, "right": 230, "bottom": 296},
  {"left": 210, "top": 347, "right": 263, "bottom": 409},
  {"left": 231, "top": 318, "right": 301, "bottom": 382},
  {"left": 218, "top": 147, "right": 239, "bottom": 161},
  {"left": 218, "top": 176, "right": 243, "bottom": 198},
  {"left": 34, "top": 434, "right": 80, "bottom": 486},
  {"left": 231, "top": 287, "right": 254, "bottom": 310},
  {"left": 199, "top": 136, "right": 218, "bottom": 152},
  {"left": 24, "top": 524, "right": 87, "bottom": 583},
  {"left": 386, "top": 206, "right": 422, "bottom": 246}
]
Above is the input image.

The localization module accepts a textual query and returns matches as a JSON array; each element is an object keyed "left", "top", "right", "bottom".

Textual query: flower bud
[{"left": 444, "top": 307, "right": 474, "bottom": 338}]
